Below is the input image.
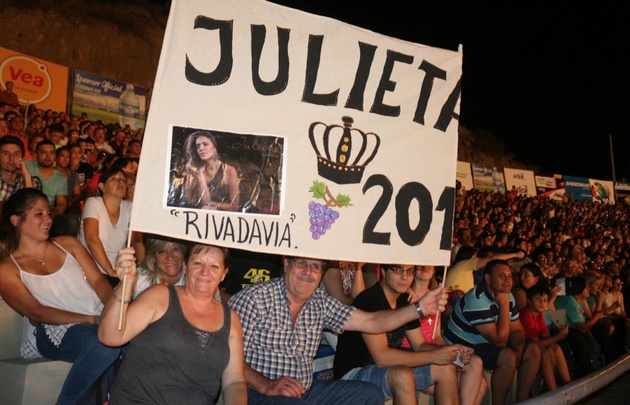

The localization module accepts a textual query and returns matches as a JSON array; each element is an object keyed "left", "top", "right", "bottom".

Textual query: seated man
[
  {"left": 334, "top": 263, "right": 473, "bottom": 405},
  {"left": 444, "top": 260, "right": 541, "bottom": 405},
  {"left": 228, "top": 256, "right": 448, "bottom": 405},
  {"left": 24, "top": 139, "right": 68, "bottom": 217},
  {"left": 0, "top": 135, "right": 42, "bottom": 210}
]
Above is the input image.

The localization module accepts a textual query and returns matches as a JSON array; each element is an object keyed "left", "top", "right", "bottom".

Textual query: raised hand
[
  {"left": 418, "top": 286, "right": 449, "bottom": 315},
  {"left": 115, "top": 247, "right": 137, "bottom": 282}
]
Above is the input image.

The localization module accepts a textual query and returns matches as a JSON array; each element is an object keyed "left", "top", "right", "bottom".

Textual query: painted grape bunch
[{"left": 308, "top": 180, "right": 351, "bottom": 240}]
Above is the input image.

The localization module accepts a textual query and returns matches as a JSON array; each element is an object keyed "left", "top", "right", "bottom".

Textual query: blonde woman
[{"left": 133, "top": 235, "right": 189, "bottom": 298}]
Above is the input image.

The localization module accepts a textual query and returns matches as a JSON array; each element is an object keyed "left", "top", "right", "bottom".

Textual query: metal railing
[{"left": 518, "top": 354, "right": 630, "bottom": 404}]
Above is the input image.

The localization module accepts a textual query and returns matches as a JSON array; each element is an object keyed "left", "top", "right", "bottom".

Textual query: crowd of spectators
[
  {"left": 443, "top": 186, "right": 630, "bottom": 397},
  {"left": 3, "top": 92, "right": 630, "bottom": 403},
  {"left": 0, "top": 98, "right": 143, "bottom": 271},
  {"left": 0, "top": 98, "right": 142, "bottom": 213}
]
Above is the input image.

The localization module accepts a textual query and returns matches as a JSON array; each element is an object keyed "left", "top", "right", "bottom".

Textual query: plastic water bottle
[
  {"left": 492, "top": 168, "right": 504, "bottom": 193},
  {"left": 119, "top": 85, "right": 141, "bottom": 129}
]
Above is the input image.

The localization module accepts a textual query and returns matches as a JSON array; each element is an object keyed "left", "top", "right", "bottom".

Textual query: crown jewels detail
[{"left": 308, "top": 116, "right": 381, "bottom": 184}]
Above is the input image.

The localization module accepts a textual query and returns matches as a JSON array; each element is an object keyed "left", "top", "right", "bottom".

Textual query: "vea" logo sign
[{"left": 0, "top": 55, "right": 52, "bottom": 104}]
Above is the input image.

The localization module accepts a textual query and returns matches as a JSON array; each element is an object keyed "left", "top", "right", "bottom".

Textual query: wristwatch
[{"left": 414, "top": 301, "right": 426, "bottom": 319}]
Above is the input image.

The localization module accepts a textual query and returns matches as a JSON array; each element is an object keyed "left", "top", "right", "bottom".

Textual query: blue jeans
[
  {"left": 247, "top": 379, "right": 384, "bottom": 404},
  {"left": 343, "top": 364, "right": 433, "bottom": 400},
  {"left": 36, "top": 323, "right": 121, "bottom": 405}
]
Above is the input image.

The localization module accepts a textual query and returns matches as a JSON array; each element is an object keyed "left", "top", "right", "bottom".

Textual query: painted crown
[{"left": 308, "top": 116, "right": 380, "bottom": 184}]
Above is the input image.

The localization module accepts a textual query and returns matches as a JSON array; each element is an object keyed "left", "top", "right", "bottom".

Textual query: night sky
[{"left": 268, "top": 1, "right": 630, "bottom": 182}]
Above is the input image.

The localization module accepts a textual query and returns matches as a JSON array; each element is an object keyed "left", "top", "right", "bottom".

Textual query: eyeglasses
[
  {"left": 291, "top": 259, "right": 323, "bottom": 273},
  {"left": 614, "top": 281, "right": 623, "bottom": 285},
  {"left": 388, "top": 266, "right": 415, "bottom": 276}
]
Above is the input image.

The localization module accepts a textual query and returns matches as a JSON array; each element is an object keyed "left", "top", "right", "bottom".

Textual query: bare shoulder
[
  {"left": 137, "top": 283, "right": 170, "bottom": 308},
  {"left": 229, "top": 308, "right": 243, "bottom": 334},
  {"left": 230, "top": 308, "right": 242, "bottom": 324},
  {"left": 0, "top": 257, "right": 19, "bottom": 281},
  {"left": 225, "top": 164, "right": 238, "bottom": 178},
  {"left": 50, "top": 236, "right": 82, "bottom": 251},
  {"left": 0, "top": 257, "right": 25, "bottom": 300},
  {"left": 139, "top": 283, "right": 169, "bottom": 300}
]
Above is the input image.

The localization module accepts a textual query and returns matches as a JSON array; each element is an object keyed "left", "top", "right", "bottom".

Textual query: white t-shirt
[{"left": 79, "top": 196, "right": 132, "bottom": 275}]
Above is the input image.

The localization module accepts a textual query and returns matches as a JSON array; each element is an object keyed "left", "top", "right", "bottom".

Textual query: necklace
[{"left": 17, "top": 242, "right": 48, "bottom": 265}]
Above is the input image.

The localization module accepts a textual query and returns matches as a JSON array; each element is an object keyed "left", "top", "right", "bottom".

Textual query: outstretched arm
[
  {"left": 476, "top": 251, "right": 525, "bottom": 270},
  {"left": 344, "top": 287, "right": 448, "bottom": 333}
]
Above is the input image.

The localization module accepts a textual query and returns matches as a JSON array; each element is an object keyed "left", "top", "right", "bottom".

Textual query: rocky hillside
[
  {"left": 0, "top": 0, "right": 168, "bottom": 89},
  {"left": 0, "top": 0, "right": 531, "bottom": 170}
]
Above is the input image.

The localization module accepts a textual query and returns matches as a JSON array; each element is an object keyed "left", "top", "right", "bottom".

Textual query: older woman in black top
[{"left": 98, "top": 243, "right": 246, "bottom": 404}]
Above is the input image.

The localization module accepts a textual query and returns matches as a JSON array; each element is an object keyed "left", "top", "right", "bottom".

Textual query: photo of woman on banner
[
  {"left": 181, "top": 130, "right": 240, "bottom": 211},
  {"left": 167, "top": 126, "right": 284, "bottom": 215}
]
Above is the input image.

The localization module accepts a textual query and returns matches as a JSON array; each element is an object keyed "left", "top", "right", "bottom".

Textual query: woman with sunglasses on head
[
  {"left": 78, "top": 167, "right": 135, "bottom": 286},
  {"left": 133, "top": 235, "right": 189, "bottom": 298}
]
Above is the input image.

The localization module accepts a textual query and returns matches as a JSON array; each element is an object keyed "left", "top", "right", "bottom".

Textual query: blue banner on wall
[
  {"left": 71, "top": 69, "right": 146, "bottom": 130},
  {"left": 563, "top": 175, "right": 592, "bottom": 201}
]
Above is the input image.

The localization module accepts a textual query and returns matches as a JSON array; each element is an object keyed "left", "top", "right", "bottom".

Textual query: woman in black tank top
[{"left": 99, "top": 242, "right": 247, "bottom": 404}]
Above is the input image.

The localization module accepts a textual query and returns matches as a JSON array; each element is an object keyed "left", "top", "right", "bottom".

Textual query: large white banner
[{"left": 133, "top": 0, "right": 462, "bottom": 264}]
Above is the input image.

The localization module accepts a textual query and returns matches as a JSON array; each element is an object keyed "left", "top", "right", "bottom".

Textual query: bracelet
[
  {"left": 112, "top": 288, "right": 131, "bottom": 304},
  {"left": 414, "top": 301, "right": 426, "bottom": 319}
]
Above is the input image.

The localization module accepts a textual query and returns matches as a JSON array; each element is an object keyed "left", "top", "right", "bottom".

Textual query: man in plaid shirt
[
  {"left": 0, "top": 135, "right": 41, "bottom": 210},
  {"left": 229, "top": 256, "right": 448, "bottom": 404}
]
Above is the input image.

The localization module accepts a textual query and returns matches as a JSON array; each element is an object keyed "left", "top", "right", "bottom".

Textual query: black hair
[
  {"left": 566, "top": 276, "right": 587, "bottom": 296},
  {"left": 478, "top": 246, "right": 496, "bottom": 258},
  {"left": 110, "top": 157, "right": 135, "bottom": 172},
  {"left": 0, "top": 135, "right": 25, "bottom": 156},
  {"left": 48, "top": 123, "right": 64, "bottom": 134},
  {"left": 518, "top": 263, "right": 547, "bottom": 283},
  {"left": 526, "top": 283, "right": 551, "bottom": 300},
  {"left": 35, "top": 139, "right": 55, "bottom": 152},
  {"left": 98, "top": 166, "right": 126, "bottom": 184},
  {"left": 454, "top": 246, "right": 476, "bottom": 264},
  {"left": 55, "top": 146, "right": 70, "bottom": 156},
  {"left": 483, "top": 259, "right": 510, "bottom": 277}
]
